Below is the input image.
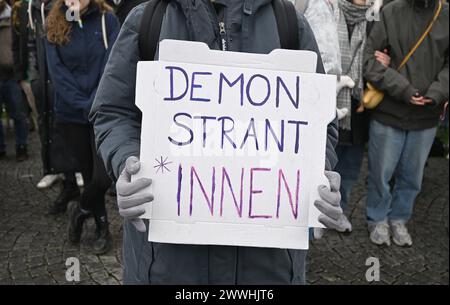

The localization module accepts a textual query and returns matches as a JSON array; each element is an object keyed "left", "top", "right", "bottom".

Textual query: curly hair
[{"left": 46, "top": 0, "right": 112, "bottom": 46}]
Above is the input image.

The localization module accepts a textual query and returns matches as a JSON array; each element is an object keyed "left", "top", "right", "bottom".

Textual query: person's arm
[
  {"left": 363, "top": 10, "right": 418, "bottom": 104},
  {"left": 89, "top": 5, "right": 145, "bottom": 180},
  {"left": 297, "top": 12, "right": 338, "bottom": 171},
  {"left": 45, "top": 40, "right": 91, "bottom": 110},
  {"left": 425, "top": 53, "right": 449, "bottom": 107}
]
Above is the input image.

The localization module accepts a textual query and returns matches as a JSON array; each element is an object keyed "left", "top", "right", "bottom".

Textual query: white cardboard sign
[{"left": 135, "top": 40, "right": 336, "bottom": 250}]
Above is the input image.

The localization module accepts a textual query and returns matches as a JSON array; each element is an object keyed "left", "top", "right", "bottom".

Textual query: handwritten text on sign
[{"left": 135, "top": 43, "right": 335, "bottom": 250}]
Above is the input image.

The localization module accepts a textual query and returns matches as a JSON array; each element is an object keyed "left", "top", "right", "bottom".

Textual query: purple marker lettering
[
  {"left": 265, "top": 119, "right": 284, "bottom": 152},
  {"left": 220, "top": 167, "right": 244, "bottom": 217},
  {"left": 240, "top": 118, "right": 259, "bottom": 150},
  {"left": 219, "top": 73, "right": 244, "bottom": 106},
  {"left": 276, "top": 169, "right": 300, "bottom": 219},
  {"left": 193, "top": 116, "right": 216, "bottom": 148},
  {"left": 287, "top": 120, "right": 308, "bottom": 154},
  {"left": 177, "top": 164, "right": 182, "bottom": 216},
  {"left": 276, "top": 76, "right": 300, "bottom": 109},
  {"left": 190, "top": 72, "right": 212, "bottom": 102},
  {"left": 164, "top": 66, "right": 189, "bottom": 101},
  {"left": 190, "top": 166, "right": 216, "bottom": 216},
  {"left": 248, "top": 168, "right": 272, "bottom": 219},
  {"left": 218, "top": 116, "right": 237, "bottom": 149},
  {"left": 246, "top": 74, "right": 271, "bottom": 106},
  {"left": 168, "top": 113, "right": 194, "bottom": 146}
]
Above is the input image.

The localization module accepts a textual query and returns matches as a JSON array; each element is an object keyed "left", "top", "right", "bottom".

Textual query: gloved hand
[
  {"left": 336, "top": 75, "right": 355, "bottom": 94},
  {"left": 116, "top": 156, "right": 154, "bottom": 232},
  {"left": 313, "top": 171, "right": 351, "bottom": 238}
]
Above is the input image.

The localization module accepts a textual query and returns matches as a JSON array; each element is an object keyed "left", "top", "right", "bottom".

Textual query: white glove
[
  {"left": 336, "top": 75, "right": 355, "bottom": 94},
  {"left": 314, "top": 171, "right": 351, "bottom": 238},
  {"left": 116, "top": 156, "right": 154, "bottom": 232},
  {"left": 337, "top": 107, "right": 349, "bottom": 120}
]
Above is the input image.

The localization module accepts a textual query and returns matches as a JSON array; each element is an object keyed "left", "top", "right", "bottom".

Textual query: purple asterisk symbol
[{"left": 154, "top": 156, "right": 173, "bottom": 174}]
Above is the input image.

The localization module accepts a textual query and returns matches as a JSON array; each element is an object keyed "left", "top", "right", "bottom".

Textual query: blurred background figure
[
  {"left": 0, "top": 0, "right": 29, "bottom": 162},
  {"left": 292, "top": 0, "right": 354, "bottom": 233},
  {"left": 293, "top": 0, "right": 342, "bottom": 75},
  {"left": 364, "top": 0, "right": 448, "bottom": 247},
  {"left": 12, "top": 0, "right": 55, "bottom": 183},
  {"left": 332, "top": 0, "right": 380, "bottom": 232},
  {"left": 294, "top": 0, "right": 385, "bottom": 233},
  {"left": 11, "top": 0, "right": 83, "bottom": 214},
  {"left": 45, "top": 0, "right": 120, "bottom": 254}
]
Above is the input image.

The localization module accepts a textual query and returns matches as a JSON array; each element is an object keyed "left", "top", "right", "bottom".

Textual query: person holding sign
[{"left": 91, "top": 0, "right": 347, "bottom": 285}]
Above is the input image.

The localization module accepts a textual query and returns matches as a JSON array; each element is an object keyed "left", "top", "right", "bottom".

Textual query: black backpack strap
[
  {"left": 138, "top": 0, "right": 170, "bottom": 61},
  {"left": 272, "top": 0, "right": 299, "bottom": 50}
]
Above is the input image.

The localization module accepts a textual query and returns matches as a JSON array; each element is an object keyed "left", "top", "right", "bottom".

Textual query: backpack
[{"left": 138, "top": 0, "right": 300, "bottom": 61}]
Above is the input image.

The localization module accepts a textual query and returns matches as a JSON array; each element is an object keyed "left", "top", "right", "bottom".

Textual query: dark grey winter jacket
[
  {"left": 90, "top": 0, "right": 338, "bottom": 285},
  {"left": 364, "top": 0, "right": 449, "bottom": 130}
]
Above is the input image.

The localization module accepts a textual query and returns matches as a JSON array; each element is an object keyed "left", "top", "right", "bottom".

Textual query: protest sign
[{"left": 134, "top": 40, "right": 336, "bottom": 250}]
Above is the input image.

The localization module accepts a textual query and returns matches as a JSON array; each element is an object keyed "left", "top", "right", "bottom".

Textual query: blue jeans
[
  {"left": 0, "top": 80, "right": 28, "bottom": 151},
  {"left": 366, "top": 119, "right": 437, "bottom": 223},
  {"left": 335, "top": 144, "right": 365, "bottom": 211}
]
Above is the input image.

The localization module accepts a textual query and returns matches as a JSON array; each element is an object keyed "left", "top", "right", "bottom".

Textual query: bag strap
[
  {"left": 397, "top": 0, "right": 443, "bottom": 71},
  {"left": 139, "top": 0, "right": 170, "bottom": 61},
  {"left": 272, "top": 0, "right": 299, "bottom": 50}
]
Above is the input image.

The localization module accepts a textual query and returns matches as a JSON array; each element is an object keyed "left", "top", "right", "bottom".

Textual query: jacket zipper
[
  {"left": 208, "top": 0, "right": 228, "bottom": 52},
  {"left": 219, "top": 21, "right": 228, "bottom": 51}
]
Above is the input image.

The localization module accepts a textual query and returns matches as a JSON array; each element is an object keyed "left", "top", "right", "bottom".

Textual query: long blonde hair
[{"left": 46, "top": 0, "right": 112, "bottom": 45}]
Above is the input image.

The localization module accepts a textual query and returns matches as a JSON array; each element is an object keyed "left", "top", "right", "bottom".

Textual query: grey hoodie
[{"left": 91, "top": 0, "right": 338, "bottom": 285}]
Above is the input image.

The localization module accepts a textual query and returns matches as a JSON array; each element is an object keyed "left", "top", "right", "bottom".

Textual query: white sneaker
[
  {"left": 36, "top": 174, "right": 60, "bottom": 189},
  {"left": 76, "top": 173, "right": 84, "bottom": 187},
  {"left": 390, "top": 220, "right": 413, "bottom": 247},
  {"left": 368, "top": 220, "right": 391, "bottom": 246}
]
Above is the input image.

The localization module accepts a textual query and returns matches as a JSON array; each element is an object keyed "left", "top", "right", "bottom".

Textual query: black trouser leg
[
  {"left": 63, "top": 172, "right": 78, "bottom": 190},
  {"left": 84, "top": 128, "right": 111, "bottom": 226},
  {"left": 49, "top": 170, "right": 80, "bottom": 215},
  {"left": 59, "top": 123, "right": 111, "bottom": 224}
]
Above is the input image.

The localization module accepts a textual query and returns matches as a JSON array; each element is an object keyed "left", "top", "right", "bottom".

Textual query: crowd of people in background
[
  {"left": 0, "top": 0, "right": 448, "bottom": 283},
  {"left": 297, "top": 0, "right": 448, "bottom": 247}
]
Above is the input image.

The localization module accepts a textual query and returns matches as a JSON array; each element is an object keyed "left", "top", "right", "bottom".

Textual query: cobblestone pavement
[{"left": 0, "top": 130, "right": 448, "bottom": 285}]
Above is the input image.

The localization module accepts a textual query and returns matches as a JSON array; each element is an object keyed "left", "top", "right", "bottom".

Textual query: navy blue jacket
[{"left": 46, "top": 5, "right": 120, "bottom": 124}]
